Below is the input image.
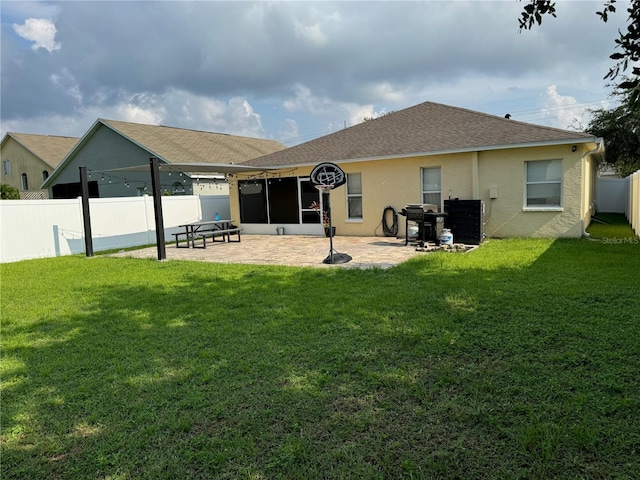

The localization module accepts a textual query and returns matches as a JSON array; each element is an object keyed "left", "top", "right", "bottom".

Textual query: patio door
[
  {"left": 299, "top": 178, "right": 322, "bottom": 225},
  {"left": 267, "top": 177, "right": 299, "bottom": 224}
]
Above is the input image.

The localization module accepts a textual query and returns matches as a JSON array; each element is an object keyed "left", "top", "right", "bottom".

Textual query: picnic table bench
[{"left": 173, "top": 220, "right": 242, "bottom": 248}]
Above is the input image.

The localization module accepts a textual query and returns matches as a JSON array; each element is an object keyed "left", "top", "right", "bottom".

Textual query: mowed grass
[
  {"left": 587, "top": 212, "right": 638, "bottom": 240},
  {"left": 2, "top": 238, "right": 639, "bottom": 479}
]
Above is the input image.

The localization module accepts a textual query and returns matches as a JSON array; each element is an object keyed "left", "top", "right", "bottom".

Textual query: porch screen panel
[
  {"left": 239, "top": 180, "right": 268, "bottom": 223},
  {"left": 301, "top": 180, "right": 321, "bottom": 224},
  {"left": 268, "top": 177, "right": 299, "bottom": 224}
]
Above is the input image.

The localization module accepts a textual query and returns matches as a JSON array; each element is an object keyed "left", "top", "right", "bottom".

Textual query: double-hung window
[
  {"left": 2, "top": 160, "right": 11, "bottom": 176},
  {"left": 525, "top": 160, "right": 562, "bottom": 208},
  {"left": 346, "top": 173, "right": 362, "bottom": 220},
  {"left": 421, "top": 167, "right": 441, "bottom": 209}
]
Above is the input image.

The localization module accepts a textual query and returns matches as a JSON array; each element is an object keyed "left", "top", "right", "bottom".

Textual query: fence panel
[
  {"left": 627, "top": 170, "right": 640, "bottom": 236},
  {"left": 597, "top": 177, "right": 627, "bottom": 213},
  {"left": 0, "top": 195, "right": 227, "bottom": 263},
  {"left": 0, "top": 199, "right": 84, "bottom": 263}
]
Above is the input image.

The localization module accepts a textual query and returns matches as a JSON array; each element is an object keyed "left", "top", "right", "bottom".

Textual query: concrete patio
[{"left": 110, "top": 234, "right": 425, "bottom": 269}]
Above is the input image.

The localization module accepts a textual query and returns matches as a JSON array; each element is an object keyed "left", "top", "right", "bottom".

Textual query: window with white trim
[
  {"left": 525, "top": 160, "right": 562, "bottom": 207},
  {"left": 42, "top": 170, "right": 49, "bottom": 182},
  {"left": 421, "top": 167, "right": 441, "bottom": 209},
  {"left": 21, "top": 173, "right": 29, "bottom": 190},
  {"left": 346, "top": 173, "right": 362, "bottom": 219},
  {"left": 2, "top": 160, "right": 11, "bottom": 175}
]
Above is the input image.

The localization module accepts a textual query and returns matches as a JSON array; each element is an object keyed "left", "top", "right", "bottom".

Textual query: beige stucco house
[
  {"left": 1, "top": 133, "right": 78, "bottom": 199},
  {"left": 41, "top": 119, "right": 286, "bottom": 199},
  {"left": 229, "top": 101, "right": 604, "bottom": 239}
]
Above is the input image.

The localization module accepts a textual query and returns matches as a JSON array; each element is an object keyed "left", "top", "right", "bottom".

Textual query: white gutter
[
  {"left": 254, "top": 136, "right": 601, "bottom": 171},
  {"left": 581, "top": 137, "right": 605, "bottom": 237}
]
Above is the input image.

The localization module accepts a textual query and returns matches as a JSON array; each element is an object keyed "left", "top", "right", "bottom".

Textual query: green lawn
[
  {"left": 2, "top": 238, "right": 639, "bottom": 479},
  {"left": 587, "top": 212, "right": 637, "bottom": 240}
]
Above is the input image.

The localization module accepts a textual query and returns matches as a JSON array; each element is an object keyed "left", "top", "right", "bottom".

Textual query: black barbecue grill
[{"left": 400, "top": 204, "right": 447, "bottom": 245}]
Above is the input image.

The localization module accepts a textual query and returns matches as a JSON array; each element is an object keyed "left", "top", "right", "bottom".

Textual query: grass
[
  {"left": 2, "top": 237, "right": 639, "bottom": 479},
  {"left": 587, "top": 212, "right": 638, "bottom": 240}
]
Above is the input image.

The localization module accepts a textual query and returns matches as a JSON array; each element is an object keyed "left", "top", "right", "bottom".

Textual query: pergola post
[
  {"left": 150, "top": 157, "right": 166, "bottom": 260},
  {"left": 79, "top": 166, "right": 94, "bottom": 257}
]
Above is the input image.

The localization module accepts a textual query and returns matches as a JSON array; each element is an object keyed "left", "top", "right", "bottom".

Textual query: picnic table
[{"left": 173, "top": 220, "right": 242, "bottom": 248}]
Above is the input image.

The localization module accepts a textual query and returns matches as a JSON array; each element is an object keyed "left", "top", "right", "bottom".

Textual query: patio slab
[{"left": 110, "top": 234, "right": 424, "bottom": 269}]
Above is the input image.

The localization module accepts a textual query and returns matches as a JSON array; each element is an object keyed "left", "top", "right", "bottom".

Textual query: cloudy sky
[{"left": 1, "top": 1, "right": 630, "bottom": 145}]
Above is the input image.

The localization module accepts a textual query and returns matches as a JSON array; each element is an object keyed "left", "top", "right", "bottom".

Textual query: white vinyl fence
[
  {"left": 597, "top": 177, "right": 627, "bottom": 213},
  {"left": 627, "top": 170, "right": 640, "bottom": 237},
  {"left": 0, "top": 195, "right": 229, "bottom": 263}
]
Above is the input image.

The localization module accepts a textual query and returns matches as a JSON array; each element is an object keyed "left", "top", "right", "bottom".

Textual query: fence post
[{"left": 79, "top": 166, "right": 94, "bottom": 257}]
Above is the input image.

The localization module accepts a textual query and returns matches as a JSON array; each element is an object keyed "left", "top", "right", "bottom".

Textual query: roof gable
[
  {"left": 2, "top": 133, "right": 78, "bottom": 168},
  {"left": 42, "top": 119, "right": 287, "bottom": 188},
  {"left": 100, "top": 119, "right": 285, "bottom": 165},
  {"left": 244, "top": 101, "right": 597, "bottom": 167}
]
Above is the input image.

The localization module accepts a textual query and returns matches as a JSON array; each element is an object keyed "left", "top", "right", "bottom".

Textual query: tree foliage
[
  {"left": 362, "top": 111, "right": 397, "bottom": 123},
  {"left": 587, "top": 93, "right": 640, "bottom": 177},
  {"left": 519, "top": 0, "right": 640, "bottom": 109},
  {"left": 1, "top": 183, "right": 20, "bottom": 200}
]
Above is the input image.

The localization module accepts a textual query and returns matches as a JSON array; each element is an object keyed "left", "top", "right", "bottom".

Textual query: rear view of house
[{"left": 230, "top": 101, "right": 604, "bottom": 239}]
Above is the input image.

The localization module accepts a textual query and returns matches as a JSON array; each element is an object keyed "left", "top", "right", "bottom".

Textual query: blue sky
[{"left": 1, "top": 1, "right": 630, "bottom": 145}]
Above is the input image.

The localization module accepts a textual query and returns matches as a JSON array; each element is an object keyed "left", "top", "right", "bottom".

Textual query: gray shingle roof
[
  {"left": 101, "top": 119, "right": 286, "bottom": 165},
  {"left": 5, "top": 133, "right": 79, "bottom": 168},
  {"left": 243, "top": 101, "right": 596, "bottom": 167}
]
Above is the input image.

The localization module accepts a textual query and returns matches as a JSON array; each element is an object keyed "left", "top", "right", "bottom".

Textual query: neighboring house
[
  {"left": 229, "top": 101, "right": 604, "bottom": 238},
  {"left": 42, "top": 119, "right": 286, "bottom": 199},
  {"left": 1, "top": 133, "right": 79, "bottom": 199}
]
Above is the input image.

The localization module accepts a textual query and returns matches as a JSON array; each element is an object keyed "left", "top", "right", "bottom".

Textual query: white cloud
[
  {"left": 294, "top": 20, "right": 327, "bottom": 45},
  {"left": 12, "top": 18, "right": 60, "bottom": 52},
  {"left": 49, "top": 68, "right": 82, "bottom": 103},
  {"left": 277, "top": 119, "right": 300, "bottom": 144},
  {"left": 284, "top": 84, "right": 335, "bottom": 115},
  {"left": 537, "top": 85, "right": 609, "bottom": 130},
  {"left": 0, "top": 89, "right": 267, "bottom": 140},
  {"left": 115, "top": 103, "right": 165, "bottom": 126}
]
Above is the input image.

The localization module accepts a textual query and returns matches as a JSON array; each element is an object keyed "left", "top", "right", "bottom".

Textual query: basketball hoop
[
  {"left": 314, "top": 184, "right": 335, "bottom": 193},
  {"left": 309, "top": 162, "right": 351, "bottom": 265},
  {"left": 310, "top": 162, "right": 346, "bottom": 189}
]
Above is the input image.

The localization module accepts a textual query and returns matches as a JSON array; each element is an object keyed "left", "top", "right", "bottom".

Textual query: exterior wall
[
  {"left": 0, "top": 137, "right": 52, "bottom": 195},
  {"left": 582, "top": 152, "right": 598, "bottom": 231},
  {"left": 46, "top": 125, "right": 194, "bottom": 198},
  {"left": 230, "top": 143, "right": 593, "bottom": 239},
  {"left": 337, "top": 153, "right": 474, "bottom": 236},
  {"left": 230, "top": 152, "right": 476, "bottom": 237},
  {"left": 192, "top": 177, "right": 229, "bottom": 196},
  {"left": 478, "top": 144, "right": 587, "bottom": 238}
]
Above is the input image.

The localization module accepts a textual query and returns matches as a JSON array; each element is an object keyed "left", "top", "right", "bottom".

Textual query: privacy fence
[
  {"left": 0, "top": 195, "right": 228, "bottom": 263},
  {"left": 627, "top": 170, "right": 640, "bottom": 237},
  {"left": 596, "top": 170, "right": 640, "bottom": 237}
]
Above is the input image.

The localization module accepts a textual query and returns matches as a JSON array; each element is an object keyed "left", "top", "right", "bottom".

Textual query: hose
[{"left": 382, "top": 206, "right": 399, "bottom": 237}]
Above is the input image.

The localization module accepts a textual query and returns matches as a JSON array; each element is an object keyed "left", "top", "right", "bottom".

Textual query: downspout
[{"left": 581, "top": 138, "right": 605, "bottom": 237}]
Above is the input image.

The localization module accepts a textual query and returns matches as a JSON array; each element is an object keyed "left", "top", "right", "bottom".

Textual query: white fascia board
[{"left": 257, "top": 137, "right": 600, "bottom": 171}]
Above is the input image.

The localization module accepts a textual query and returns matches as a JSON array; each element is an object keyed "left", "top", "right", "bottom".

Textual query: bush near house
[
  {"left": 1, "top": 238, "right": 639, "bottom": 479},
  {"left": 1, "top": 183, "right": 19, "bottom": 199}
]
